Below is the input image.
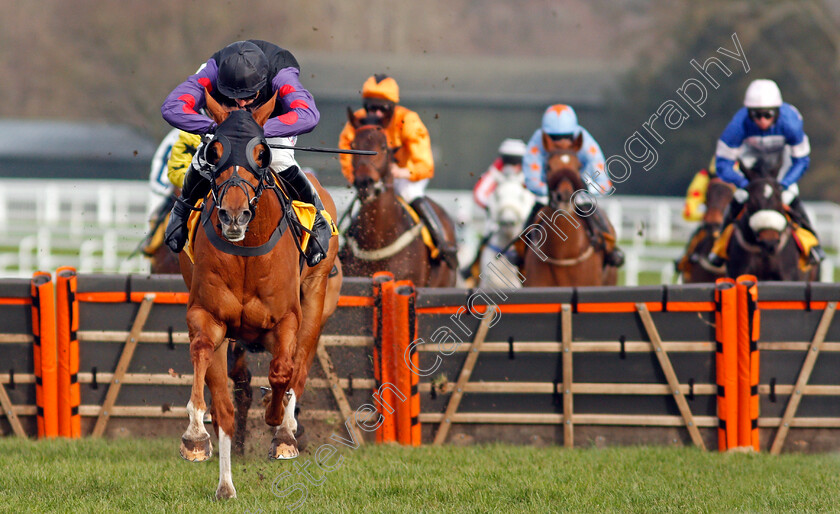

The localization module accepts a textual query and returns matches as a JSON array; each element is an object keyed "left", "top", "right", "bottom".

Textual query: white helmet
[
  {"left": 743, "top": 79, "right": 783, "bottom": 109},
  {"left": 498, "top": 138, "right": 526, "bottom": 157}
]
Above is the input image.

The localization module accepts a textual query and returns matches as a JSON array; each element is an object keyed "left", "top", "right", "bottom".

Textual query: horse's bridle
[
  {"left": 545, "top": 149, "right": 583, "bottom": 211},
  {"left": 201, "top": 111, "right": 274, "bottom": 218},
  {"left": 352, "top": 124, "right": 393, "bottom": 203}
]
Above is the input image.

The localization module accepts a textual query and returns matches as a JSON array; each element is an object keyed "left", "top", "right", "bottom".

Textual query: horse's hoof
[
  {"left": 269, "top": 438, "right": 299, "bottom": 460},
  {"left": 180, "top": 433, "right": 213, "bottom": 462},
  {"left": 215, "top": 483, "right": 237, "bottom": 500}
]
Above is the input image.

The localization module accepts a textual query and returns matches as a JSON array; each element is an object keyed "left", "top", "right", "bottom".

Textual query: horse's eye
[{"left": 206, "top": 144, "right": 222, "bottom": 164}]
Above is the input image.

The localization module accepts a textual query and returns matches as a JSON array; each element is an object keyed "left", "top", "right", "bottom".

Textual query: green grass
[{"left": 1, "top": 437, "right": 839, "bottom": 513}]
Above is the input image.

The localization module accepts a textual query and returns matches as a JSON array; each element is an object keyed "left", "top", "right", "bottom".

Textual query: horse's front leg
[
  {"left": 205, "top": 338, "right": 237, "bottom": 500},
  {"left": 266, "top": 312, "right": 301, "bottom": 460},
  {"left": 180, "top": 308, "right": 225, "bottom": 462}
]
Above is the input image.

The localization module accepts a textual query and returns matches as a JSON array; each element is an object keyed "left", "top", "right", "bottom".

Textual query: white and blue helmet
[{"left": 541, "top": 104, "right": 579, "bottom": 136}]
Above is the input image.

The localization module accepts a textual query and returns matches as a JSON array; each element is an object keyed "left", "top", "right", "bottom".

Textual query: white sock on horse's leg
[{"left": 216, "top": 427, "right": 237, "bottom": 499}]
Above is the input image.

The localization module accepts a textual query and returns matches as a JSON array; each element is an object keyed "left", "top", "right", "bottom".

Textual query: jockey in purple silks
[{"left": 160, "top": 40, "right": 331, "bottom": 267}]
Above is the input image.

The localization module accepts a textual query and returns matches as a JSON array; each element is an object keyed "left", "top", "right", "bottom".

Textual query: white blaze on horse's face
[
  {"left": 560, "top": 154, "right": 571, "bottom": 164},
  {"left": 764, "top": 184, "right": 773, "bottom": 199}
]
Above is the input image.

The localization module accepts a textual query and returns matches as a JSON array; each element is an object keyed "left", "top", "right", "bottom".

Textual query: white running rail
[{"left": 0, "top": 179, "right": 835, "bottom": 283}]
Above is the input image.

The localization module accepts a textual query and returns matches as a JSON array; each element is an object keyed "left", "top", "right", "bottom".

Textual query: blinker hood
[{"left": 204, "top": 110, "right": 269, "bottom": 177}]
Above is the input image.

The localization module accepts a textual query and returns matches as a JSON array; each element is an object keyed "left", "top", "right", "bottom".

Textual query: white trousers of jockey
[{"left": 522, "top": 104, "right": 623, "bottom": 267}]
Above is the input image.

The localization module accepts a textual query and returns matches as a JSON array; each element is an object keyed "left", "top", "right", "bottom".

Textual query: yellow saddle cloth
[
  {"left": 184, "top": 188, "right": 337, "bottom": 264},
  {"left": 396, "top": 196, "right": 439, "bottom": 259},
  {"left": 142, "top": 216, "right": 168, "bottom": 257},
  {"left": 711, "top": 220, "right": 818, "bottom": 271}
]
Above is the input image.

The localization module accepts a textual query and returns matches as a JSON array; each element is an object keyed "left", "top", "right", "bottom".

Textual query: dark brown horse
[
  {"left": 139, "top": 192, "right": 181, "bottom": 274},
  {"left": 678, "top": 178, "right": 734, "bottom": 283},
  {"left": 178, "top": 90, "right": 341, "bottom": 499},
  {"left": 725, "top": 176, "right": 815, "bottom": 281},
  {"left": 523, "top": 133, "right": 617, "bottom": 287},
  {"left": 339, "top": 113, "right": 457, "bottom": 286}
]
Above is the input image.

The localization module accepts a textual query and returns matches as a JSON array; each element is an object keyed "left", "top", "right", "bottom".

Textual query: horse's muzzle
[
  {"left": 218, "top": 208, "right": 252, "bottom": 242},
  {"left": 354, "top": 177, "right": 382, "bottom": 202}
]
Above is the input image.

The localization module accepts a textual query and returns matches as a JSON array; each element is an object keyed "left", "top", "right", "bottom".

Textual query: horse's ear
[
  {"left": 347, "top": 107, "right": 359, "bottom": 129},
  {"left": 253, "top": 91, "right": 277, "bottom": 127},
  {"left": 541, "top": 131, "right": 555, "bottom": 152},
  {"left": 572, "top": 132, "right": 584, "bottom": 152},
  {"left": 204, "top": 88, "right": 229, "bottom": 125}
]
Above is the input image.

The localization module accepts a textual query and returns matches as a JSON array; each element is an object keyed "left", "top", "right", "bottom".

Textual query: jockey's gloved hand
[
  {"left": 734, "top": 188, "right": 749, "bottom": 204},
  {"left": 781, "top": 188, "right": 796, "bottom": 206}
]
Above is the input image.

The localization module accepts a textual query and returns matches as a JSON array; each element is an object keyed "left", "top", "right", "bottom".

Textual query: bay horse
[
  {"left": 147, "top": 193, "right": 181, "bottom": 274},
  {"left": 178, "top": 90, "right": 341, "bottom": 499},
  {"left": 338, "top": 113, "right": 457, "bottom": 286},
  {"left": 725, "top": 175, "right": 815, "bottom": 281},
  {"left": 522, "top": 133, "right": 617, "bottom": 287},
  {"left": 478, "top": 172, "right": 534, "bottom": 288},
  {"left": 678, "top": 178, "right": 734, "bottom": 283}
]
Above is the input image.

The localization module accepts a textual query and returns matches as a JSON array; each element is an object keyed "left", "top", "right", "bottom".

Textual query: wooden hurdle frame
[
  {"left": 67, "top": 275, "right": 377, "bottom": 438},
  {"left": 7, "top": 271, "right": 840, "bottom": 454}
]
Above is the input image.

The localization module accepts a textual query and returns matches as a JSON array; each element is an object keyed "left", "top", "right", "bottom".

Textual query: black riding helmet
[{"left": 216, "top": 41, "right": 269, "bottom": 99}]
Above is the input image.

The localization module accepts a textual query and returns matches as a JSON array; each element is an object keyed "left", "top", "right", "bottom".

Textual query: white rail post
[
  {"left": 44, "top": 185, "right": 60, "bottom": 226},
  {"left": 0, "top": 184, "right": 8, "bottom": 234},
  {"left": 607, "top": 200, "right": 623, "bottom": 241},
  {"left": 36, "top": 228, "right": 51, "bottom": 271},
  {"left": 97, "top": 186, "right": 114, "bottom": 227},
  {"left": 820, "top": 257, "right": 834, "bottom": 283},
  {"left": 654, "top": 202, "right": 671, "bottom": 243},
  {"left": 624, "top": 248, "right": 639, "bottom": 286},
  {"left": 17, "top": 236, "right": 35, "bottom": 276},
  {"left": 79, "top": 240, "right": 100, "bottom": 273},
  {"left": 102, "top": 230, "right": 118, "bottom": 271}
]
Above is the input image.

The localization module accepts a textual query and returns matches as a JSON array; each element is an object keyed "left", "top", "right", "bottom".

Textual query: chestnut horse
[
  {"left": 178, "top": 91, "right": 341, "bottom": 499},
  {"left": 523, "top": 133, "right": 617, "bottom": 287},
  {"left": 678, "top": 178, "right": 734, "bottom": 283},
  {"left": 338, "top": 115, "right": 457, "bottom": 286}
]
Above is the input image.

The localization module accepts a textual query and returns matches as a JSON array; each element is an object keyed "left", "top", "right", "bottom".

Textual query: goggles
[{"left": 749, "top": 108, "right": 777, "bottom": 121}]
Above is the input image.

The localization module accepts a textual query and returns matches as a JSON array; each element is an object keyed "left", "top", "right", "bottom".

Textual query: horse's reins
[
  {"left": 732, "top": 222, "right": 791, "bottom": 255},
  {"left": 541, "top": 156, "right": 600, "bottom": 266}
]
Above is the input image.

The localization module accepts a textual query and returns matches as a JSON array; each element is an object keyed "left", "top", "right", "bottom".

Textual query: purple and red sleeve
[
  {"left": 263, "top": 67, "right": 320, "bottom": 138},
  {"left": 160, "top": 59, "right": 219, "bottom": 135}
]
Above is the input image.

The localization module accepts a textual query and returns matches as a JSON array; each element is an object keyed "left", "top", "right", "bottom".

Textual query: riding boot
[
  {"left": 279, "top": 165, "right": 332, "bottom": 267},
  {"left": 410, "top": 197, "right": 459, "bottom": 270},
  {"left": 788, "top": 197, "right": 826, "bottom": 264},
  {"left": 583, "top": 206, "right": 625, "bottom": 267},
  {"left": 164, "top": 163, "right": 211, "bottom": 253}
]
